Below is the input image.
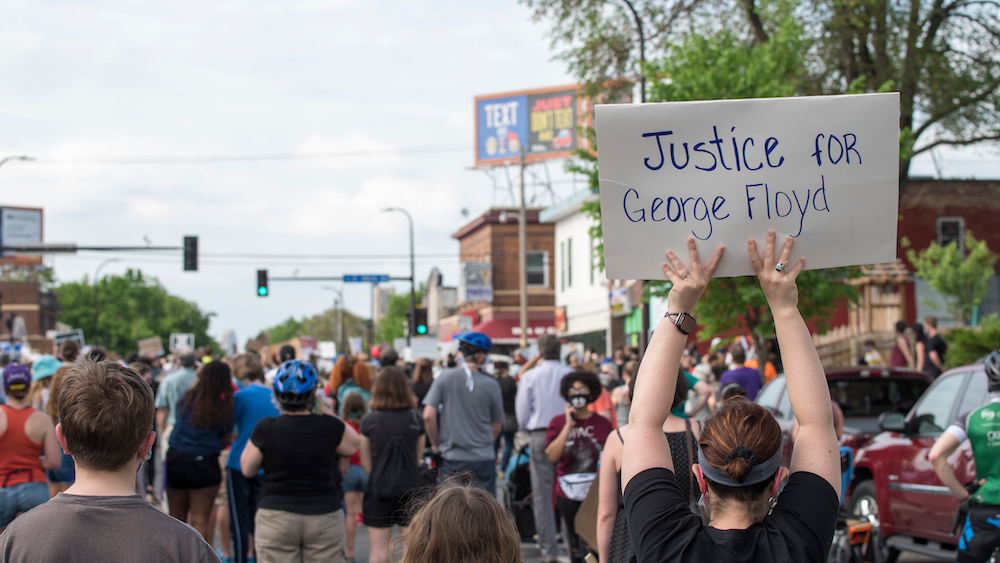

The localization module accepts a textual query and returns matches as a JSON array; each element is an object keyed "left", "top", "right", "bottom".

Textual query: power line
[{"left": 34, "top": 145, "right": 471, "bottom": 165}]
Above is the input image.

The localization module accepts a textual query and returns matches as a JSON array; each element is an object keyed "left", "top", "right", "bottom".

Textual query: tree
[
  {"left": 262, "top": 309, "right": 369, "bottom": 348},
  {"left": 940, "top": 314, "right": 1000, "bottom": 369},
  {"left": 906, "top": 230, "right": 998, "bottom": 325},
  {"left": 523, "top": 0, "right": 1000, "bottom": 185},
  {"left": 55, "top": 269, "right": 218, "bottom": 356}
]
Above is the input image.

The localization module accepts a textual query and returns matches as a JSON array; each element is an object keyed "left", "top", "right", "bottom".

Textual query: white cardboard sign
[{"left": 595, "top": 93, "right": 900, "bottom": 279}]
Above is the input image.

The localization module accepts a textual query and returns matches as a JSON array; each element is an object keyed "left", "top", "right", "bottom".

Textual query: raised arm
[
  {"left": 621, "top": 238, "right": 723, "bottom": 491},
  {"left": 750, "top": 232, "right": 839, "bottom": 496}
]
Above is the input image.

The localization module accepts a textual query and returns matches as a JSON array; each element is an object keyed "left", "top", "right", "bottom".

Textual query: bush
[{"left": 943, "top": 315, "right": 1000, "bottom": 369}]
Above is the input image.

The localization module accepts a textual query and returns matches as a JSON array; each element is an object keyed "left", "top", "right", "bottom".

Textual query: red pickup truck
[{"left": 850, "top": 363, "right": 988, "bottom": 563}]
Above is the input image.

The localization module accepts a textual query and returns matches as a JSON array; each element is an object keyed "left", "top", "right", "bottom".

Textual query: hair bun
[{"left": 724, "top": 446, "right": 756, "bottom": 467}]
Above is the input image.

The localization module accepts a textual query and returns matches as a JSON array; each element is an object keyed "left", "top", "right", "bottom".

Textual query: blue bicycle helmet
[
  {"left": 457, "top": 332, "right": 493, "bottom": 355},
  {"left": 274, "top": 360, "right": 318, "bottom": 408}
]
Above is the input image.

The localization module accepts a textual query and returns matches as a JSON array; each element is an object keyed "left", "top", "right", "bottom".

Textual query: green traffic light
[
  {"left": 417, "top": 325, "right": 427, "bottom": 335},
  {"left": 258, "top": 287, "right": 268, "bottom": 296}
]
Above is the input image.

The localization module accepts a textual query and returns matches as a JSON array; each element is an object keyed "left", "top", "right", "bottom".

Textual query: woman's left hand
[{"left": 662, "top": 237, "right": 725, "bottom": 314}]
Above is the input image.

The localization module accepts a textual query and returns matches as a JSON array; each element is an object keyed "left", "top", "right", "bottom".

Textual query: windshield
[{"left": 829, "top": 378, "right": 929, "bottom": 418}]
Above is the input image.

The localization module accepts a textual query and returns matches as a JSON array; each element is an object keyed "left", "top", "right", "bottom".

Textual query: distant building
[
  {"left": 0, "top": 281, "right": 62, "bottom": 352},
  {"left": 438, "top": 207, "right": 556, "bottom": 348},
  {"left": 372, "top": 286, "right": 395, "bottom": 325},
  {"left": 539, "top": 188, "right": 610, "bottom": 354},
  {"left": 424, "top": 267, "right": 457, "bottom": 337}
]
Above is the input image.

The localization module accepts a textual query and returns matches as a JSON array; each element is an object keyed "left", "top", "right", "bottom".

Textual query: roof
[
  {"left": 451, "top": 207, "right": 544, "bottom": 240},
  {"left": 539, "top": 187, "right": 599, "bottom": 223}
]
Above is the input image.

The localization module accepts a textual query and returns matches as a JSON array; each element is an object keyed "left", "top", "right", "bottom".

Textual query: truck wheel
[{"left": 850, "top": 480, "right": 899, "bottom": 563}]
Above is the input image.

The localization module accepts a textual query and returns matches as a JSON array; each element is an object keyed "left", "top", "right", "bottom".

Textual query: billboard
[
  {"left": 458, "top": 261, "right": 493, "bottom": 303},
  {"left": 0, "top": 207, "right": 43, "bottom": 260},
  {"left": 475, "top": 85, "right": 590, "bottom": 167}
]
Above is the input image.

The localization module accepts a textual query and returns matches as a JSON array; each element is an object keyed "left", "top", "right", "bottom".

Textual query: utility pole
[
  {"left": 382, "top": 207, "right": 415, "bottom": 347},
  {"left": 518, "top": 146, "right": 528, "bottom": 349}
]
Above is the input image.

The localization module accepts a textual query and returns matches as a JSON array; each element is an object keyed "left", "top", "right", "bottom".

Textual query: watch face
[{"left": 677, "top": 313, "right": 697, "bottom": 334}]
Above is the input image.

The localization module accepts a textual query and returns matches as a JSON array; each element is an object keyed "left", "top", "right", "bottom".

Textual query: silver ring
[
  {"left": 682, "top": 272, "right": 688, "bottom": 279},
  {"left": 775, "top": 262, "right": 784, "bottom": 272}
]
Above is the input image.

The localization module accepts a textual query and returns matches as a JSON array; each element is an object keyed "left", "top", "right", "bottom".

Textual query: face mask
[
  {"left": 598, "top": 372, "right": 611, "bottom": 385},
  {"left": 569, "top": 396, "right": 588, "bottom": 409}
]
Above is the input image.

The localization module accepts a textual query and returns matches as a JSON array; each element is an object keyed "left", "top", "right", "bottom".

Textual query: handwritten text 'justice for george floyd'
[{"left": 620, "top": 126, "right": 862, "bottom": 240}]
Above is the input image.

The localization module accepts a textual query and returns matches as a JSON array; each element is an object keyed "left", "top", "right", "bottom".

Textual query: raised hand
[
  {"left": 662, "top": 236, "right": 725, "bottom": 314},
  {"left": 749, "top": 230, "right": 805, "bottom": 312}
]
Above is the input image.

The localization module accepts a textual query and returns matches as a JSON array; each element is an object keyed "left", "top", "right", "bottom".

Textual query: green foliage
[
  {"left": 374, "top": 285, "right": 427, "bottom": 345},
  {"left": 906, "top": 231, "right": 998, "bottom": 325},
  {"left": 266, "top": 317, "right": 304, "bottom": 344},
  {"left": 262, "top": 309, "right": 369, "bottom": 346},
  {"left": 942, "top": 315, "right": 1000, "bottom": 369},
  {"left": 55, "top": 269, "right": 218, "bottom": 356}
]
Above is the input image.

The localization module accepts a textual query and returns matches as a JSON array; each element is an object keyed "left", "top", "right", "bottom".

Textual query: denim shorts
[
  {"left": 46, "top": 450, "right": 75, "bottom": 484},
  {"left": 342, "top": 464, "right": 368, "bottom": 494},
  {"left": 0, "top": 481, "right": 50, "bottom": 527}
]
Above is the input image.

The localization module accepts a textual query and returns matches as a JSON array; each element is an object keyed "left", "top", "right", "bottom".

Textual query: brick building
[
  {"left": 0, "top": 281, "right": 62, "bottom": 349},
  {"left": 437, "top": 208, "right": 557, "bottom": 347}
]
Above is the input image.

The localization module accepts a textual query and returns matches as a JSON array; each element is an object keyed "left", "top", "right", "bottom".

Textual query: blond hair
[{"left": 397, "top": 482, "right": 521, "bottom": 563}]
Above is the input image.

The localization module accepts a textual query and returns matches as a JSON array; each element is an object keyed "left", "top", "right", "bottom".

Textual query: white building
[{"left": 540, "top": 188, "right": 610, "bottom": 354}]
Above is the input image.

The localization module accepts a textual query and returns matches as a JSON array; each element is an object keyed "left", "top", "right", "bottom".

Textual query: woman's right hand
[
  {"left": 564, "top": 404, "right": 577, "bottom": 429},
  {"left": 749, "top": 230, "right": 805, "bottom": 312}
]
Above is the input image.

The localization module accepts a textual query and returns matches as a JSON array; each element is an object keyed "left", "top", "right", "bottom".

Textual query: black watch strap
[{"left": 665, "top": 311, "right": 697, "bottom": 335}]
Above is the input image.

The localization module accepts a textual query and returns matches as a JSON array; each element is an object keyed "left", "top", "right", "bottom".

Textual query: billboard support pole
[{"left": 519, "top": 146, "right": 528, "bottom": 349}]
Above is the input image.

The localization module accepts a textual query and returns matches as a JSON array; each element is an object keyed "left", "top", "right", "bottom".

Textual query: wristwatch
[{"left": 665, "top": 311, "right": 697, "bottom": 335}]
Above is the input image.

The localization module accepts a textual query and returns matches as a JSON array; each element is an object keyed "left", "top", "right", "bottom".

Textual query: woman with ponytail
[{"left": 622, "top": 232, "right": 841, "bottom": 563}]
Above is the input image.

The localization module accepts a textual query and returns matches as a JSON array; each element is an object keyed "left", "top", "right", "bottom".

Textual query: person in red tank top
[{"left": 0, "top": 364, "right": 61, "bottom": 531}]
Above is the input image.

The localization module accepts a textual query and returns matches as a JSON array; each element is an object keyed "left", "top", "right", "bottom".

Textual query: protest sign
[
  {"left": 137, "top": 336, "right": 165, "bottom": 358},
  {"left": 595, "top": 93, "right": 900, "bottom": 279},
  {"left": 52, "top": 329, "right": 85, "bottom": 352},
  {"left": 169, "top": 333, "right": 194, "bottom": 352}
]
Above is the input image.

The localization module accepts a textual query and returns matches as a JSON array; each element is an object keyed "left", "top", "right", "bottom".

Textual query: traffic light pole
[{"left": 382, "top": 208, "right": 415, "bottom": 347}]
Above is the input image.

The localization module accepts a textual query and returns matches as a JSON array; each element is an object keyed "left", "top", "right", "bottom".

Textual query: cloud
[{"left": 295, "top": 131, "right": 399, "bottom": 171}]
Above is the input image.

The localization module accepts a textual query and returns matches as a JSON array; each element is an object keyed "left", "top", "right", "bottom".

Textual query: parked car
[
  {"left": 756, "top": 367, "right": 931, "bottom": 467},
  {"left": 850, "top": 363, "right": 988, "bottom": 562}
]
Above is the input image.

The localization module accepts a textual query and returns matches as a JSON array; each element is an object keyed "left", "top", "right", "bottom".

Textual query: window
[
  {"left": 775, "top": 388, "right": 793, "bottom": 421},
  {"left": 937, "top": 217, "right": 965, "bottom": 254},
  {"left": 827, "top": 378, "right": 929, "bottom": 418},
  {"left": 560, "top": 242, "right": 565, "bottom": 292},
  {"left": 567, "top": 238, "right": 572, "bottom": 289},
  {"left": 911, "top": 372, "right": 965, "bottom": 435},
  {"left": 956, "top": 370, "right": 988, "bottom": 420},
  {"left": 527, "top": 251, "right": 548, "bottom": 287},
  {"left": 756, "top": 376, "right": 785, "bottom": 412}
]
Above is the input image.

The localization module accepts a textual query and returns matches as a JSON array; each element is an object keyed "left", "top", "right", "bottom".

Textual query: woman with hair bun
[{"left": 622, "top": 232, "right": 840, "bottom": 563}]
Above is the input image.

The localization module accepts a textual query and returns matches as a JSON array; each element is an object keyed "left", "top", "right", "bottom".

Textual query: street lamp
[
  {"left": 322, "top": 285, "right": 345, "bottom": 356},
  {"left": 93, "top": 258, "right": 121, "bottom": 347},
  {"left": 0, "top": 155, "right": 35, "bottom": 172},
  {"left": 381, "top": 207, "right": 415, "bottom": 347}
]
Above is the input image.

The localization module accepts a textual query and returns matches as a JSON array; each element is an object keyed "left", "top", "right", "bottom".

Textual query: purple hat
[{"left": 3, "top": 364, "right": 30, "bottom": 391}]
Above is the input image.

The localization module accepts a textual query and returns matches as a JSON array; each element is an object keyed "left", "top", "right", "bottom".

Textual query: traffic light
[
  {"left": 257, "top": 269, "right": 268, "bottom": 297},
  {"left": 183, "top": 236, "right": 198, "bottom": 271},
  {"left": 413, "top": 307, "right": 428, "bottom": 336}
]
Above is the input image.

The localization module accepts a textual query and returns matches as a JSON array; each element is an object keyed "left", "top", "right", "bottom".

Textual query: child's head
[
  {"left": 342, "top": 391, "right": 368, "bottom": 421},
  {"left": 399, "top": 482, "right": 521, "bottom": 563}
]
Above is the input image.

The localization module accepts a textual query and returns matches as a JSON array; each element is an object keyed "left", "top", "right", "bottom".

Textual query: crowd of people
[{"left": 0, "top": 231, "right": 979, "bottom": 563}]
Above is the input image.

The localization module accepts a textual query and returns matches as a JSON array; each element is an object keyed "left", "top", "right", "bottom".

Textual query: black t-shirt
[
  {"left": 497, "top": 376, "right": 517, "bottom": 415},
  {"left": 624, "top": 468, "right": 838, "bottom": 563},
  {"left": 411, "top": 381, "right": 432, "bottom": 408},
  {"left": 925, "top": 334, "right": 948, "bottom": 377},
  {"left": 250, "top": 414, "right": 346, "bottom": 515},
  {"left": 359, "top": 409, "right": 425, "bottom": 491}
]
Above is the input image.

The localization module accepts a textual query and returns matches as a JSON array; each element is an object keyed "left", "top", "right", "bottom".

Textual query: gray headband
[{"left": 697, "top": 445, "right": 782, "bottom": 487}]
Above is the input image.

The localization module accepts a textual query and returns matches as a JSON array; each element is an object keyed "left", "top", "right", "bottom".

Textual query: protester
[
  {"left": 611, "top": 360, "right": 636, "bottom": 428},
  {"left": 598, "top": 367, "right": 700, "bottom": 563},
  {"left": 718, "top": 345, "right": 763, "bottom": 401},
  {"left": 378, "top": 348, "right": 399, "bottom": 370},
  {"left": 44, "top": 366, "right": 76, "bottom": 497},
  {"left": 890, "top": 320, "right": 914, "bottom": 368},
  {"left": 411, "top": 358, "right": 434, "bottom": 408},
  {"left": 0, "top": 364, "right": 61, "bottom": 532},
  {"left": 396, "top": 481, "right": 521, "bottom": 563},
  {"left": 227, "top": 353, "right": 278, "bottom": 563},
  {"left": 494, "top": 360, "right": 518, "bottom": 471},
  {"left": 27, "top": 355, "right": 61, "bottom": 412},
  {"left": 911, "top": 322, "right": 928, "bottom": 373},
  {"left": 241, "top": 360, "right": 360, "bottom": 563},
  {"left": 423, "top": 332, "right": 504, "bottom": 494},
  {"left": 328, "top": 354, "right": 373, "bottom": 416},
  {"left": 155, "top": 350, "right": 198, "bottom": 453},
  {"left": 56, "top": 340, "right": 80, "bottom": 364},
  {"left": 341, "top": 392, "right": 368, "bottom": 563},
  {"left": 360, "top": 367, "right": 426, "bottom": 563},
  {"left": 545, "top": 370, "right": 612, "bottom": 563},
  {"left": 923, "top": 316, "right": 948, "bottom": 378},
  {"left": 863, "top": 339, "right": 885, "bottom": 367},
  {"left": 166, "top": 361, "right": 235, "bottom": 542},
  {"left": 622, "top": 233, "right": 840, "bottom": 563},
  {"left": 0, "top": 361, "right": 221, "bottom": 561},
  {"left": 514, "top": 334, "right": 571, "bottom": 563}
]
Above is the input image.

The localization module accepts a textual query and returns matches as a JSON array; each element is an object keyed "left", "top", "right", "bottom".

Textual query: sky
[{"left": 0, "top": 0, "right": 996, "bottom": 348}]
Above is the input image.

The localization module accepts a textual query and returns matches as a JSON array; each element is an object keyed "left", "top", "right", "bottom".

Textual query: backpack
[{"left": 370, "top": 411, "right": 424, "bottom": 500}]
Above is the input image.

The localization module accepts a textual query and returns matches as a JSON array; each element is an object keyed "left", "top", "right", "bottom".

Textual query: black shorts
[
  {"left": 363, "top": 491, "right": 419, "bottom": 528},
  {"left": 165, "top": 449, "right": 221, "bottom": 490},
  {"left": 957, "top": 506, "right": 1000, "bottom": 563}
]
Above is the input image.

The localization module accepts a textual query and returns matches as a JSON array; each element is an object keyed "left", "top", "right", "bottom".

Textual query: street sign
[
  {"left": 344, "top": 274, "right": 390, "bottom": 283},
  {"left": 169, "top": 333, "right": 195, "bottom": 352}
]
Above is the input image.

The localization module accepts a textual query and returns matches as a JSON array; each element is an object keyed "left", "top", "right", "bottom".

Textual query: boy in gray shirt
[
  {"left": 0, "top": 361, "right": 220, "bottom": 563},
  {"left": 423, "top": 332, "right": 504, "bottom": 495}
]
